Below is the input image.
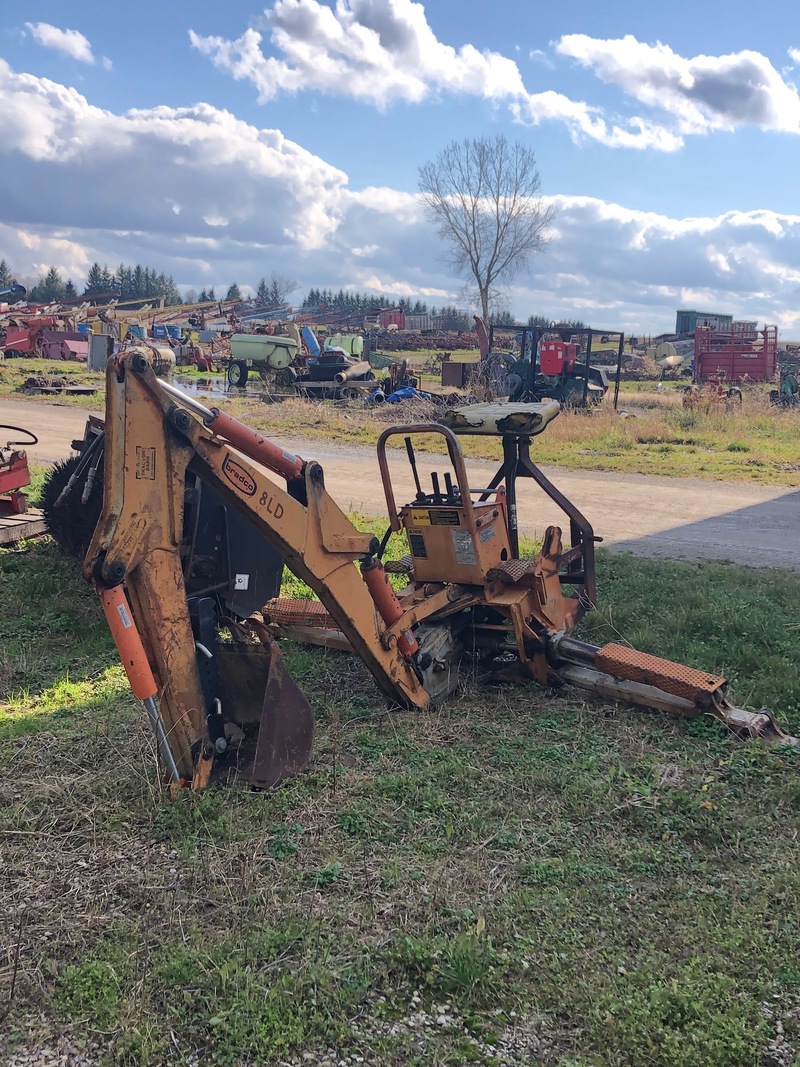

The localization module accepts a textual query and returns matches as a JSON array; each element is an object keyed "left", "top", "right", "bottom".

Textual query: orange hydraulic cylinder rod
[
  {"left": 100, "top": 585, "right": 158, "bottom": 700},
  {"left": 99, "top": 586, "right": 180, "bottom": 782},
  {"left": 360, "top": 558, "right": 419, "bottom": 659},
  {"left": 209, "top": 409, "right": 304, "bottom": 481}
]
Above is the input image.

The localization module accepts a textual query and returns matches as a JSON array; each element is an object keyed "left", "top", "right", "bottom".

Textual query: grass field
[
  {"left": 1, "top": 523, "right": 799, "bottom": 1066},
  {"left": 3, "top": 356, "right": 799, "bottom": 486}
]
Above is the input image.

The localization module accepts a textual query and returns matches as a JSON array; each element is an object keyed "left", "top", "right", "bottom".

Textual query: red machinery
[
  {"left": 539, "top": 339, "right": 578, "bottom": 376},
  {"left": 0, "top": 314, "right": 77, "bottom": 358},
  {"left": 0, "top": 426, "right": 37, "bottom": 514},
  {"left": 694, "top": 324, "right": 778, "bottom": 382}
]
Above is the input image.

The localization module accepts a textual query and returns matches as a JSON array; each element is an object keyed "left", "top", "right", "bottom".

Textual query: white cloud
[
  {"left": 193, "top": 5, "right": 676, "bottom": 151},
  {"left": 0, "top": 59, "right": 348, "bottom": 247},
  {"left": 530, "top": 196, "right": 800, "bottom": 332},
  {"left": 190, "top": 0, "right": 526, "bottom": 108},
  {"left": 510, "top": 90, "right": 683, "bottom": 151},
  {"left": 3, "top": 62, "right": 800, "bottom": 334},
  {"left": 190, "top": 7, "right": 800, "bottom": 152},
  {"left": 25, "top": 22, "right": 96, "bottom": 64},
  {"left": 557, "top": 34, "right": 800, "bottom": 135}
]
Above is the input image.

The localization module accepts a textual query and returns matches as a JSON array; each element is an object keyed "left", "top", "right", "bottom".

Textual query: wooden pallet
[{"left": 0, "top": 507, "right": 47, "bottom": 546}]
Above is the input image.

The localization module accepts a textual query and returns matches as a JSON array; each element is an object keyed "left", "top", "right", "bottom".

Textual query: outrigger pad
[
  {"left": 595, "top": 642, "right": 725, "bottom": 708},
  {"left": 439, "top": 402, "right": 561, "bottom": 437}
]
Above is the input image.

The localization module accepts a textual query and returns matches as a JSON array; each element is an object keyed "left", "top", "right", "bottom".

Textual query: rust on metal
[
  {"left": 264, "top": 597, "right": 334, "bottom": 629},
  {"left": 595, "top": 642, "right": 725, "bottom": 704}
]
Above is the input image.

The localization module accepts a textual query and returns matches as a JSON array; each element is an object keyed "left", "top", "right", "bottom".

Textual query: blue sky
[{"left": 1, "top": 0, "right": 800, "bottom": 335}]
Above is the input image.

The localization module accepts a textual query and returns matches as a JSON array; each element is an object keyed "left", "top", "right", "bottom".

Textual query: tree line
[
  {"left": 0, "top": 259, "right": 184, "bottom": 306},
  {"left": 1, "top": 259, "right": 580, "bottom": 332}
]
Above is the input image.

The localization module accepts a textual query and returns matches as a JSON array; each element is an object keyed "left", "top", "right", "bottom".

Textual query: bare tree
[{"left": 418, "top": 135, "right": 555, "bottom": 323}]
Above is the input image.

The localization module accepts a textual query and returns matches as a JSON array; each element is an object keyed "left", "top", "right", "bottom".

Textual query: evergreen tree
[
  {"left": 225, "top": 283, "right": 242, "bottom": 302},
  {"left": 440, "top": 306, "right": 471, "bottom": 332},
  {"left": 256, "top": 278, "right": 270, "bottom": 305},
  {"left": 64, "top": 280, "right": 78, "bottom": 300},
  {"left": 266, "top": 274, "right": 293, "bottom": 306},
  {"left": 30, "top": 266, "right": 66, "bottom": 303},
  {"left": 163, "top": 276, "right": 181, "bottom": 306},
  {"left": 0, "top": 259, "right": 15, "bottom": 287},
  {"left": 0, "top": 259, "right": 18, "bottom": 289},
  {"left": 84, "top": 263, "right": 106, "bottom": 296}
]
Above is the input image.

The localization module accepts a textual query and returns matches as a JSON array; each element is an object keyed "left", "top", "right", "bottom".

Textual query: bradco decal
[{"left": 222, "top": 454, "right": 257, "bottom": 496}]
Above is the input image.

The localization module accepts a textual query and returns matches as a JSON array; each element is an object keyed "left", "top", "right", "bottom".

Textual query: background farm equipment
[
  {"left": 694, "top": 323, "right": 777, "bottom": 382},
  {"left": 0, "top": 284, "right": 27, "bottom": 310},
  {"left": 0, "top": 306, "right": 85, "bottom": 359},
  {"left": 770, "top": 369, "right": 799, "bottom": 408},
  {"left": 224, "top": 333, "right": 298, "bottom": 387},
  {"left": 682, "top": 371, "right": 743, "bottom": 411},
  {"left": 289, "top": 349, "right": 378, "bottom": 400},
  {"left": 467, "top": 321, "right": 624, "bottom": 408},
  {"left": 172, "top": 339, "right": 215, "bottom": 372},
  {"left": 0, "top": 425, "right": 36, "bottom": 515},
  {"left": 0, "top": 423, "right": 49, "bottom": 545}
]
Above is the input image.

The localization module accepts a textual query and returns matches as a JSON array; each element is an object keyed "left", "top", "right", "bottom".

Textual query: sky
[{"left": 1, "top": 0, "right": 800, "bottom": 335}]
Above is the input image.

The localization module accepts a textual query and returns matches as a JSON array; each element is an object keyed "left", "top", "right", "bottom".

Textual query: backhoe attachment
[
  {"left": 83, "top": 365, "right": 797, "bottom": 791},
  {"left": 84, "top": 351, "right": 427, "bottom": 788}
]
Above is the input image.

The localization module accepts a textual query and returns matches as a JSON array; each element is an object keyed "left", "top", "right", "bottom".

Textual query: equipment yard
[
  {"left": 2, "top": 394, "right": 800, "bottom": 571},
  {"left": 1, "top": 353, "right": 800, "bottom": 1067},
  {"left": 4, "top": 6, "right": 800, "bottom": 1059}
]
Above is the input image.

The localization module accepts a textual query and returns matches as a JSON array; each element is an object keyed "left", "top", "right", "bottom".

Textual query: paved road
[{"left": 3, "top": 396, "right": 798, "bottom": 571}]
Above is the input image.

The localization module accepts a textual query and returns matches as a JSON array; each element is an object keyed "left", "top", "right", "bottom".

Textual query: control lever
[{"left": 405, "top": 436, "right": 426, "bottom": 502}]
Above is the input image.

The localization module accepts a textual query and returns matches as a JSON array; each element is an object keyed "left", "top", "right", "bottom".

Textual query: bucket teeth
[{"left": 594, "top": 642, "right": 725, "bottom": 705}]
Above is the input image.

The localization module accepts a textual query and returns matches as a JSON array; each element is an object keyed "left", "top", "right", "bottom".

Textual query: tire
[
  {"left": 227, "top": 361, "right": 249, "bottom": 387},
  {"left": 275, "top": 367, "right": 298, "bottom": 388}
]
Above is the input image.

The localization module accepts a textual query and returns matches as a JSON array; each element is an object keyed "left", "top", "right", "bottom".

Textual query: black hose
[
  {"left": 0, "top": 424, "right": 38, "bottom": 446},
  {"left": 54, "top": 430, "right": 104, "bottom": 507}
]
